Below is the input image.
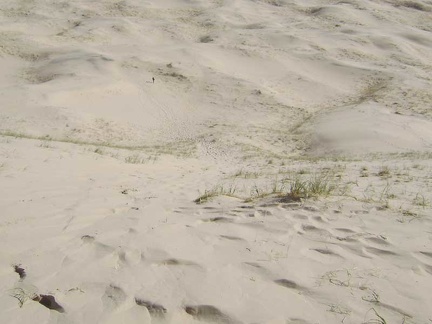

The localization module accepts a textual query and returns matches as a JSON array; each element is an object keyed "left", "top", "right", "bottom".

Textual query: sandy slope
[{"left": 1, "top": 0, "right": 432, "bottom": 323}]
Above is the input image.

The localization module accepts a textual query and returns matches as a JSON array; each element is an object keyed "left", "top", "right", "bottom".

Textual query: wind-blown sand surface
[{"left": 1, "top": 0, "right": 432, "bottom": 323}]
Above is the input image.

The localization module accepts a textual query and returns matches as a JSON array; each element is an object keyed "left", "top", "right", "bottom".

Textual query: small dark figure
[{"left": 152, "top": 77, "right": 155, "bottom": 83}]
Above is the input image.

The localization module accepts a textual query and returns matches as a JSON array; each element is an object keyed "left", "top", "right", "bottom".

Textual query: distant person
[{"left": 152, "top": 77, "right": 155, "bottom": 83}]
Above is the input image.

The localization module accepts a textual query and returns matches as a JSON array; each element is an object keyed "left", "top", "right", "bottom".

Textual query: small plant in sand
[
  {"left": 328, "top": 304, "right": 351, "bottom": 316},
  {"left": 412, "top": 193, "right": 429, "bottom": 207},
  {"left": 194, "top": 184, "right": 237, "bottom": 204},
  {"left": 94, "top": 147, "right": 104, "bottom": 155},
  {"left": 397, "top": 206, "right": 422, "bottom": 223},
  {"left": 9, "top": 288, "right": 39, "bottom": 308},
  {"left": 232, "top": 169, "right": 261, "bottom": 179},
  {"left": 39, "top": 141, "right": 52, "bottom": 148},
  {"left": 360, "top": 166, "right": 369, "bottom": 177}
]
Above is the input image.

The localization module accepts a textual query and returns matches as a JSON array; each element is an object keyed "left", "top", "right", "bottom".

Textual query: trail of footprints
[{"left": 9, "top": 197, "right": 430, "bottom": 323}]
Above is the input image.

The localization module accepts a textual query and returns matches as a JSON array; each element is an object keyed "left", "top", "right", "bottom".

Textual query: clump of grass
[
  {"left": 124, "top": 154, "right": 156, "bottom": 164},
  {"left": 327, "top": 304, "right": 351, "bottom": 316},
  {"left": 196, "top": 172, "right": 338, "bottom": 204},
  {"left": 362, "top": 289, "right": 380, "bottom": 304},
  {"left": 365, "top": 308, "right": 387, "bottom": 324},
  {"left": 377, "top": 166, "right": 391, "bottom": 178},
  {"left": 397, "top": 207, "right": 421, "bottom": 223},
  {"left": 285, "top": 174, "right": 336, "bottom": 200},
  {"left": 194, "top": 184, "right": 237, "bottom": 204},
  {"left": 9, "top": 288, "right": 39, "bottom": 308}
]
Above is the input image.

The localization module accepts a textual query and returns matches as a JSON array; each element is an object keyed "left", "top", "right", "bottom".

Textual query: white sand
[{"left": 1, "top": 0, "right": 432, "bottom": 323}]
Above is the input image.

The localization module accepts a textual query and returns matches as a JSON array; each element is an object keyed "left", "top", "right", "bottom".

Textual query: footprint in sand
[
  {"left": 363, "top": 235, "right": 390, "bottom": 246},
  {"left": 13, "top": 265, "right": 26, "bottom": 280},
  {"left": 102, "top": 285, "right": 127, "bottom": 310},
  {"left": 10, "top": 266, "right": 65, "bottom": 312},
  {"left": 334, "top": 228, "right": 357, "bottom": 233},
  {"left": 203, "top": 217, "right": 235, "bottom": 223},
  {"left": 220, "top": 235, "right": 245, "bottom": 241},
  {"left": 158, "top": 258, "right": 200, "bottom": 267},
  {"left": 412, "top": 251, "right": 432, "bottom": 274},
  {"left": 135, "top": 298, "right": 167, "bottom": 318},
  {"left": 184, "top": 305, "right": 241, "bottom": 324},
  {"left": 364, "top": 246, "right": 398, "bottom": 257},
  {"left": 274, "top": 279, "right": 299, "bottom": 290},
  {"left": 81, "top": 234, "right": 95, "bottom": 243}
]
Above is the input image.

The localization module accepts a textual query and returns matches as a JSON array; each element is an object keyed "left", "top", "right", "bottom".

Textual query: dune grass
[{"left": 195, "top": 172, "right": 338, "bottom": 204}]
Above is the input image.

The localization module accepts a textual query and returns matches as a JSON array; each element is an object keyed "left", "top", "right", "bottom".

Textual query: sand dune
[{"left": 1, "top": 0, "right": 431, "bottom": 323}]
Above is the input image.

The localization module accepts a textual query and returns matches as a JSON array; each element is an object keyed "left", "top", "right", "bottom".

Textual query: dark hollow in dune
[
  {"left": 35, "top": 294, "right": 65, "bottom": 313},
  {"left": 274, "top": 279, "right": 299, "bottom": 289},
  {"left": 135, "top": 298, "right": 167, "bottom": 316},
  {"left": 14, "top": 265, "right": 26, "bottom": 280}
]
